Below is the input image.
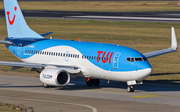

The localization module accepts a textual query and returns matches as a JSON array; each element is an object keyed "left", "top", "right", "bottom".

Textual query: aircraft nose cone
[{"left": 141, "top": 68, "right": 153, "bottom": 79}]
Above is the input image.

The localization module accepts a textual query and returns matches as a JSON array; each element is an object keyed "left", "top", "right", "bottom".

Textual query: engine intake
[{"left": 40, "top": 68, "right": 70, "bottom": 86}]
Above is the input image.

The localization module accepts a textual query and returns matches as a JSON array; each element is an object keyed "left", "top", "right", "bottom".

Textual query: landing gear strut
[
  {"left": 127, "top": 86, "right": 135, "bottom": 92},
  {"left": 86, "top": 78, "right": 100, "bottom": 86},
  {"left": 43, "top": 83, "right": 56, "bottom": 88},
  {"left": 43, "top": 83, "right": 50, "bottom": 88}
]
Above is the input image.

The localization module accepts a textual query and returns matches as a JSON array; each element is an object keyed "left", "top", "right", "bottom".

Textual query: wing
[
  {"left": 143, "top": 27, "right": 178, "bottom": 58},
  {"left": 0, "top": 40, "right": 13, "bottom": 45},
  {"left": 0, "top": 61, "right": 81, "bottom": 74}
]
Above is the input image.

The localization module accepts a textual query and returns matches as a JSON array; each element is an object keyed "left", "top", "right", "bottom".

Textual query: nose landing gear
[
  {"left": 127, "top": 86, "right": 135, "bottom": 92},
  {"left": 127, "top": 80, "right": 143, "bottom": 92}
]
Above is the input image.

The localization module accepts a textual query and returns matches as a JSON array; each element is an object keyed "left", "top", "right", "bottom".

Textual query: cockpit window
[
  {"left": 143, "top": 57, "right": 148, "bottom": 61},
  {"left": 135, "top": 58, "right": 143, "bottom": 61},
  {"left": 127, "top": 57, "right": 135, "bottom": 62},
  {"left": 127, "top": 57, "right": 131, "bottom": 62},
  {"left": 127, "top": 57, "right": 147, "bottom": 62}
]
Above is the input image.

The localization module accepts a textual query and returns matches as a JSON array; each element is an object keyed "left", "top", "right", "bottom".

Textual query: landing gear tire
[
  {"left": 86, "top": 79, "right": 100, "bottom": 86},
  {"left": 43, "top": 83, "right": 50, "bottom": 88},
  {"left": 50, "top": 86, "right": 56, "bottom": 88},
  {"left": 94, "top": 79, "right": 100, "bottom": 86},
  {"left": 86, "top": 79, "right": 94, "bottom": 86},
  {"left": 127, "top": 86, "right": 135, "bottom": 92}
]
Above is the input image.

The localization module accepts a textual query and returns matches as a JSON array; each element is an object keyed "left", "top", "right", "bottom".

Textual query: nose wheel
[{"left": 127, "top": 86, "right": 135, "bottom": 92}]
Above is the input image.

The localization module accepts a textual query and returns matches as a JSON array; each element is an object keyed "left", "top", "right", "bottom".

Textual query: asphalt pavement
[
  {"left": 0, "top": 73, "right": 179, "bottom": 112},
  {"left": 0, "top": 9, "right": 180, "bottom": 23}
]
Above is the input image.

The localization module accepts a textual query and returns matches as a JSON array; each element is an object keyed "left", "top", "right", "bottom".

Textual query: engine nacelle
[{"left": 40, "top": 68, "right": 70, "bottom": 86}]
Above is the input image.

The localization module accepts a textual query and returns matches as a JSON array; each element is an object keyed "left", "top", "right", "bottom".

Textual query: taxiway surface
[
  {"left": 0, "top": 72, "right": 179, "bottom": 112},
  {"left": 0, "top": 9, "right": 180, "bottom": 23}
]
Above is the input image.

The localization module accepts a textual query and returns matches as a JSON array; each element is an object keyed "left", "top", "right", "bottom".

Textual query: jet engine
[{"left": 40, "top": 68, "right": 70, "bottom": 87}]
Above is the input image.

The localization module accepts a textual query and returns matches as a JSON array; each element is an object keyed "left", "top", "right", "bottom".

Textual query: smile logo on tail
[{"left": 7, "top": 6, "right": 17, "bottom": 25}]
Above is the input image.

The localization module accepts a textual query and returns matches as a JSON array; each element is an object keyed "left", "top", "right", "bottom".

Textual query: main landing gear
[
  {"left": 43, "top": 83, "right": 56, "bottom": 88},
  {"left": 127, "top": 86, "right": 135, "bottom": 92},
  {"left": 86, "top": 78, "right": 100, "bottom": 86},
  {"left": 43, "top": 83, "right": 50, "bottom": 88}
]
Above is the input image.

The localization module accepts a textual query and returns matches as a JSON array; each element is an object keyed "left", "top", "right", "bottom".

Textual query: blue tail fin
[{"left": 4, "top": 0, "right": 43, "bottom": 38}]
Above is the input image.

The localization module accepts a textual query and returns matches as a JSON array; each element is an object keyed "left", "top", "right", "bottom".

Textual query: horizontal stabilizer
[
  {"left": 41, "top": 32, "right": 53, "bottom": 37},
  {"left": 0, "top": 40, "right": 13, "bottom": 45},
  {"left": 143, "top": 27, "right": 178, "bottom": 58}
]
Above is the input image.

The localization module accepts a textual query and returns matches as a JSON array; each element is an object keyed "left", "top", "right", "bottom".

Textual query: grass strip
[
  {"left": 0, "top": 1, "right": 180, "bottom": 12},
  {"left": 0, "top": 103, "right": 21, "bottom": 112}
]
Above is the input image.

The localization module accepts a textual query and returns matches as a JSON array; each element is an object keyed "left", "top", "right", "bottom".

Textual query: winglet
[
  {"left": 171, "top": 27, "right": 178, "bottom": 50},
  {"left": 143, "top": 27, "right": 178, "bottom": 59}
]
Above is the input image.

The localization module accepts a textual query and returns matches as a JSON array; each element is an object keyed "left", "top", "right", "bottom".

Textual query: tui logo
[{"left": 7, "top": 6, "right": 17, "bottom": 25}]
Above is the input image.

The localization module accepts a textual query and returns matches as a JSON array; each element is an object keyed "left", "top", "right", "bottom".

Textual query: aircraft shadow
[
  {"left": 0, "top": 83, "right": 42, "bottom": 88},
  {"left": 151, "top": 72, "right": 180, "bottom": 76},
  {"left": 56, "top": 79, "right": 180, "bottom": 92},
  {"left": 0, "top": 78, "right": 179, "bottom": 92}
]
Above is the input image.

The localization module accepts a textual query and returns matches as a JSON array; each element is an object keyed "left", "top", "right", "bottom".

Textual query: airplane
[{"left": 0, "top": 0, "right": 178, "bottom": 92}]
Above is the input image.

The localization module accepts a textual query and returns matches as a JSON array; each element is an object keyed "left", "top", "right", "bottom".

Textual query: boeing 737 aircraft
[{"left": 0, "top": 0, "right": 178, "bottom": 92}]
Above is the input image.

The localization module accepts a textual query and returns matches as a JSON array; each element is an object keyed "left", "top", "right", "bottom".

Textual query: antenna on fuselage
[{"left": 78, "top": 37, "right": 81, "bottom": 42}]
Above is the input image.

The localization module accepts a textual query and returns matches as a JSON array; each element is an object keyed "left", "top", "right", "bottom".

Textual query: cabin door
[
  {"left": 17, "top": 43, "right": 22, "bottom": 59},
  {"left": 113, "top": 52, "right": 121, "bottom": 69}
]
